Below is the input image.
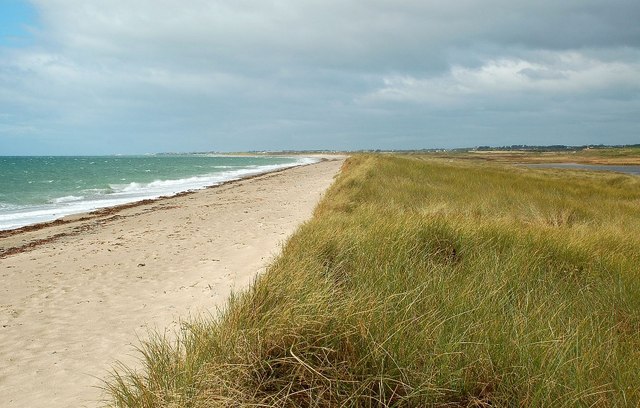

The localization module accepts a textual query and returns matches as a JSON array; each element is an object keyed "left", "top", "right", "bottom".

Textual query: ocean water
[{"left": 0, "top": 155, "right": 315, "bottom": 231}]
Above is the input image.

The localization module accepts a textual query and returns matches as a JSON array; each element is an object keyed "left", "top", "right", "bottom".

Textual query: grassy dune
[{"left": 107, "top": 155, "right": 640, "bottom": 407}]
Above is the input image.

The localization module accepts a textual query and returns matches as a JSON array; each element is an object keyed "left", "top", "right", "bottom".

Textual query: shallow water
[{"left": 524, "top": 163, "right": 640, "bottom": 176}]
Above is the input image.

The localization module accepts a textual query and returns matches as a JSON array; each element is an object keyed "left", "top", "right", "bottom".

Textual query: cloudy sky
[{"left": 1, "top": 0, "right": 639, "bottom": 154}]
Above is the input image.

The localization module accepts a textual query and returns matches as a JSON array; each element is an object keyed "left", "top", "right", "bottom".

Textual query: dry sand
[{"left": 0, "top": 158, "right": 343, "bottom": 408}]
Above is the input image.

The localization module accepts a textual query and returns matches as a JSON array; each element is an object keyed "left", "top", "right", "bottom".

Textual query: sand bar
[{"left": 0, "top": 158, "right": 343, "bottom": 408}]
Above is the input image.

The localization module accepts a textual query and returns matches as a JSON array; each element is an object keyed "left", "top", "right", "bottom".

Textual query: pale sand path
[{"left": 0, "top": 158, "right": 343, "bottom": 408}]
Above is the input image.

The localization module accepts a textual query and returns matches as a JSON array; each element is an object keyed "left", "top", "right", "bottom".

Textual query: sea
[{"left": 0, "top": 155, "right": 316, "bottom": 231}]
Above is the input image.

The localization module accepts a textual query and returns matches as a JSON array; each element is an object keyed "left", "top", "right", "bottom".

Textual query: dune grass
[{"left": 106, "top": 155, "right": 640, "bottom": 407}]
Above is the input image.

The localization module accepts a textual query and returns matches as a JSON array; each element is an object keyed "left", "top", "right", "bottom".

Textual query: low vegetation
[
  {"left": 434, "top": 146, "right": 640, "bottom": 165},
  {"left": 107, "top": 154, "right": 640, "bottom": 407}
]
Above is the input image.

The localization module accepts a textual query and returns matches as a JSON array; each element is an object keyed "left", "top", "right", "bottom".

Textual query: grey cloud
[
  {"left": 30, "top": 1, "right": 640, "bottom": 69},
  {"left": 0, "top": 0, "right": 638, "bottom": 154},
  {"left": 518, "top": 67, "right": 568, "bottom": 81}
]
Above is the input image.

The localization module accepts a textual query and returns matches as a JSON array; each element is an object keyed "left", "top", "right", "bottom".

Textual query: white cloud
[{"left": 361, "top": 53, "right": 640, "bottom": 106}]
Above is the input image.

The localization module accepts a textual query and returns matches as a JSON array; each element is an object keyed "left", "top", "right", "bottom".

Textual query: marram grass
[{"left": 106, "top": 155, "right": 640, "bottom": 407}]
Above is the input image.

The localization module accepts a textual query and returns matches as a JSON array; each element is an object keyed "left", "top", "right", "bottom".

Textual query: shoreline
[
  {"left": 0, "top": 155, "right": 325, "bottom": 234},
  {"left": 0, "top": 158, "right": 328, "bottom": 257},
  {"left": 0, "top": 157, "right": 344, "bottom": 407}
]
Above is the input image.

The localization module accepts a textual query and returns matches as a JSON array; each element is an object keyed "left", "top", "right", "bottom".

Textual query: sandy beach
[{"left": 0, "top": 158, "right": 343, "bottom": 408}]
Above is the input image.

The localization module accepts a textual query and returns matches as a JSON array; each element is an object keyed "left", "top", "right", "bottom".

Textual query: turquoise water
[{"left": 0, "top": 155, "right": 313, "bottom": 230}]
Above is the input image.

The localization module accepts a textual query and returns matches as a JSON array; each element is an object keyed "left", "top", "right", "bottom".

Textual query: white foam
[
  {"left": 0, "top": 156, "right": 318, "bottom": 231},
  {"left": 51, "top": 195, "right": 85, "bottom": 204}
]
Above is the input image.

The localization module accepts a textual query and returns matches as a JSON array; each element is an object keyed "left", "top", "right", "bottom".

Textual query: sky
[{"left": 0, "top": 1, "right": 639, "bottom": 155}]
